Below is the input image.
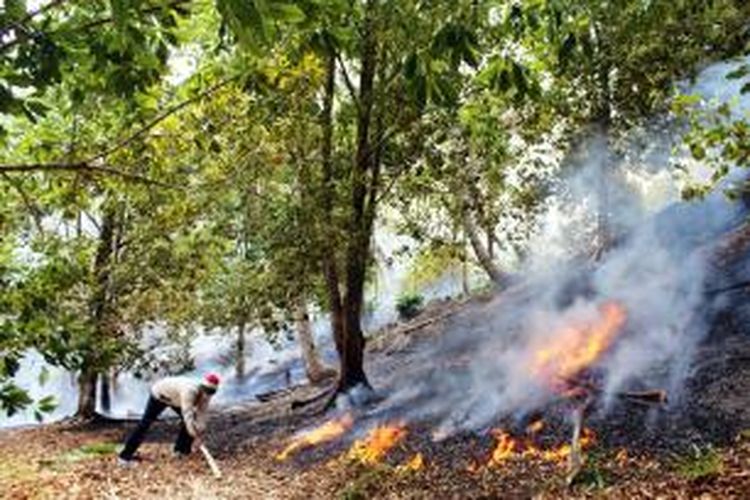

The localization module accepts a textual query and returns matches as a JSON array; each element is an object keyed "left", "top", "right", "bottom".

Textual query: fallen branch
[
  {"left": 395, "top": 307, "right": 463, "bottom": 337},
  {"left": 618, "top": 389, "right": 668, "bottom": 405},
  {"left": 290, "top": 385, "right": 336, "bottom": 411}
]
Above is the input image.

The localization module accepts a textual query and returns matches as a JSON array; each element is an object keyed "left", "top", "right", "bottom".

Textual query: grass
[
  {"left": 47, "top": 441, "right": 122, "bottom": 467},
  {"left": 570, "top": 451, "right": 611, "bottom": 491},
  {"left": 340, "top": 463, "right": 392, "bottom": 500},
  {"left": 674, "top": 446, "right": 723, "bottom": 481}
]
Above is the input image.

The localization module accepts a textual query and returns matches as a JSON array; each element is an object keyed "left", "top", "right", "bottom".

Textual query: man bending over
[{"left": 118, "top": 373, "right": 220, "bottom": 466}]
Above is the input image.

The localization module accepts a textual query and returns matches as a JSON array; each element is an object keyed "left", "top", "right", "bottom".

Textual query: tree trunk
[
  {"left": 236, "top": 322, "right": 246, "bottom": 379},
  {"left": 319, "top": 47, "right": 346, "bottom": 355},
  {"left": 336, "top": 0, "right": 378, "bottom": 393},
  {"left": 592, "top": 28, "right": 612, "bottom": 262},
  {"left": 76, "top": 370, "right": 97, "bottom": 420},
  {"left": 462, "top": 238, "right": 470, "bottom": 295},
  {"left": 295, "top": 300, "right": 333, "bottom": 384},
  {"left": 463, "top": 208, "right": 506, "bottom": 286},
  {"left": 99, "top": 372, "right": 111, "bottom": 414},
  {"left": 76, "top": 204, "right": 116, "bottom": 419}
]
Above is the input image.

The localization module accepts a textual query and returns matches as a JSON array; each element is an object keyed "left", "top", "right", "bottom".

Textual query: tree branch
[
  {"left": 0, "top": 0, "right": 68, "bottom": 38},
  {"left": 0, "top": 0, "right": 190, "bottom": 54},
  {"left": 0, "top": 162, "right": 179, "bottom": 188},
  {"left": 336, "top": 53, "right": 361, "bottom": 114},
  {"left": 89, "top": 75, "right": 239, "bottom": 164},
  {"left": 0, "top": 171, "right": 45, "bottom": 235},
  {"left": 0, "top": 75, "right": 238, "bottom": 188}
]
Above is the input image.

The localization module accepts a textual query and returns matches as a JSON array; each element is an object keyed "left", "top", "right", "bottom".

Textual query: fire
[
  {"left": 488, "top": 427, "right": 597, "bottom": 467},
  {"left": 526, "top": 419, "right": 544, "bottom": 434},
  {"left": 530, "top": 301, "right": 627, "bottom": 383},
  {"left": 397, "top": 453, "right": 425, "bottom": 473},
  {"left": 490, "top": 430, "right": 518, "bottom": 463},
  {"left": 348, "top": 423, "right": 408, "bottom": 465},
  {"left": 275, "top": 413, "right": 354, "bottom": 461},
  {"left": 615, "top": 448, "right": 628, "bottom": 466}
]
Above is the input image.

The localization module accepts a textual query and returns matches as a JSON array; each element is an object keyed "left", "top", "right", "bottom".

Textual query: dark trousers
[{"left": 119, "top": 395, "right": 194, "bottom": 460}]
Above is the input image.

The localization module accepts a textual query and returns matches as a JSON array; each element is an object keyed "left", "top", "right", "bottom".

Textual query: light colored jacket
[{"left": 151, "top": 376, "right": 211, "bottom": 437}]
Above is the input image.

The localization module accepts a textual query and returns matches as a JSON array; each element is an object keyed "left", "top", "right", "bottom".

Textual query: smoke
[{"left": 372, "top": 56, "right": 750, "bottom": 435}]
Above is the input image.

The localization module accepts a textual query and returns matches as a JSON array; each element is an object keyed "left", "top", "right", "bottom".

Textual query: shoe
[{"left": 117, "top": 457, "right": 137, "bottom": 468}]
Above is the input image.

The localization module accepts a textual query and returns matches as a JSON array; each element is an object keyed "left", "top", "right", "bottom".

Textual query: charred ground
[{"left": 1, "top": 289, "right": 749, "bottom": 499}]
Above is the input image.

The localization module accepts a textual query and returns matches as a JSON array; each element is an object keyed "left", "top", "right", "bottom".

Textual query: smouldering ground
[
  {"left": 0, "top": 413, "right": 749, "bottom": 499},
  {"left": 2, "top": 296, "right": 750, "bottom": 499}
]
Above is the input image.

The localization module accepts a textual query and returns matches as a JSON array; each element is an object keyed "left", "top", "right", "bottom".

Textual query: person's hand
[{"left": 193, "top": 435, "right": 203, "bottom": 448}]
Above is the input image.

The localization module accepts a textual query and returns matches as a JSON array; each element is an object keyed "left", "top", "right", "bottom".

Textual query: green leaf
[
  {"left": 690, "top": 142, "right": 706, "bottom": 160},
  {"left": 726, "top": 64, "right": 750, "bottom": 80},
  {"left": 37, "top": 395, "right": 57, "bottom": 413},
  {"left": 38, "top": 366, "right": 49, "bottom": 386},
  {"left": 741, "top": 82, "right": 750, "bottom": 94},
  {"left": 269, "top": 3, "right": 306, "bottom": 24},
  {"left": 4, "top": 0, "right": 27, "bottom": 22},
  {"left": 217, "top": 0, "right": 268, "bottom": 47}
]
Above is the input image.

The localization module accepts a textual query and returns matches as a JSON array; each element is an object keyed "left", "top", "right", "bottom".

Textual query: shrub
[{"left": 396, "top": 293, "right": 424, "bottom": 320}]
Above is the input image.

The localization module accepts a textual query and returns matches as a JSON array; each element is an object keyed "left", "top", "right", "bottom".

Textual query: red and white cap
[{"left": 201, "top": 373, "right": 221, "bottom": 391}]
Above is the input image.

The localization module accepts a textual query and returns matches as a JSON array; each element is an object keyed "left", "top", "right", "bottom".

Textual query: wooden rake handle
[{"left": 199, "top": 444, "right": 223, "bottom": 479}]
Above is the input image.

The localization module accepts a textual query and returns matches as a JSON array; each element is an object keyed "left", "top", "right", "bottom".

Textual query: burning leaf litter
[
  {"left": 347, "top": 423, "right": 408, "bottom": 465},
  {"left": 488, "top": 426, "right": 597, "bottom": 468},
  {"left": 275, "top": 413, "right": 354, "bottom": 461}
]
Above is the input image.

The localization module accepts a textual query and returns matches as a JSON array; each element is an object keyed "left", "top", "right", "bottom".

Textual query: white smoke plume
[{"left": 373, "top": 56, "right": 750, "bottom": 435}]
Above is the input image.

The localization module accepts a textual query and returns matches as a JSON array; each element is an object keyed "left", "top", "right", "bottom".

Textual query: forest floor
[{"left": 2, "top": 295, "right": 750, "bottom": 499}]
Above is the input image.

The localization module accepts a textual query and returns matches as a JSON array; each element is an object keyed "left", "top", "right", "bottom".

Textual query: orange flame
[
  {"left": 488, "top": 427, "right": 597, "bottom": 467},
  {"left": 397, "top": 453, "right": 425, "bottom": 473},
  {"left": 615, "top": 448, "right": 628, "bottom": 466},
  {"left": 275, "top": 413, "right": 354, "bottom": 461},
  {"left": 348, "top": 423, "right": 408, "bottom": 465},
  {"left": 526, "top": 419, "right": 544, "bottom": 435},
  {"left": 530, "top": 301, "right": 626, "bottom": 384},
  {"left": 489, "top": 430, "right": 518, "bottom": 463}
]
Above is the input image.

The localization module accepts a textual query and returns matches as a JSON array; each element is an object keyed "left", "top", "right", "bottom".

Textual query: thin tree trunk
[
  {"left": 320, "top": 47, "right": 346, "bottom": 356},
  {"left": 463, "top": 208, "right": 506, "bottom": 286},
  {"left": 295, "top": 300, "right": 333, "bottom": 384},
  {"left": 99, "top": 373, "right": 111, "bottom": 414},
  {"left": 592, "top": 24, "right": 612, "bottom": 262},
  {"left": 462, "top": 238, "right": 470, "bottom": 295},
  {"left": 236, "top": 322, "right": 246, "bottom": 379}
]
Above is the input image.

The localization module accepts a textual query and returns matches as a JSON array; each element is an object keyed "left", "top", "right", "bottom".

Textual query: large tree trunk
[
  {"left": 76, "top": 370, "right": 97, "bottom": 420},
  {"left": 336, "top": 0, "right": 378, "bottom": 393},
  {"left": 76, "top": 204, "right": 116, "bottom": 419},
  {"left": 294, "top": 300, "right": 334, "bottom": 384}
]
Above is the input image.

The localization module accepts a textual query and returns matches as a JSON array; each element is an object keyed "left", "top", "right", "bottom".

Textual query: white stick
[{"left": 199, "top": 444, "right": 222, "bottom": 479}]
